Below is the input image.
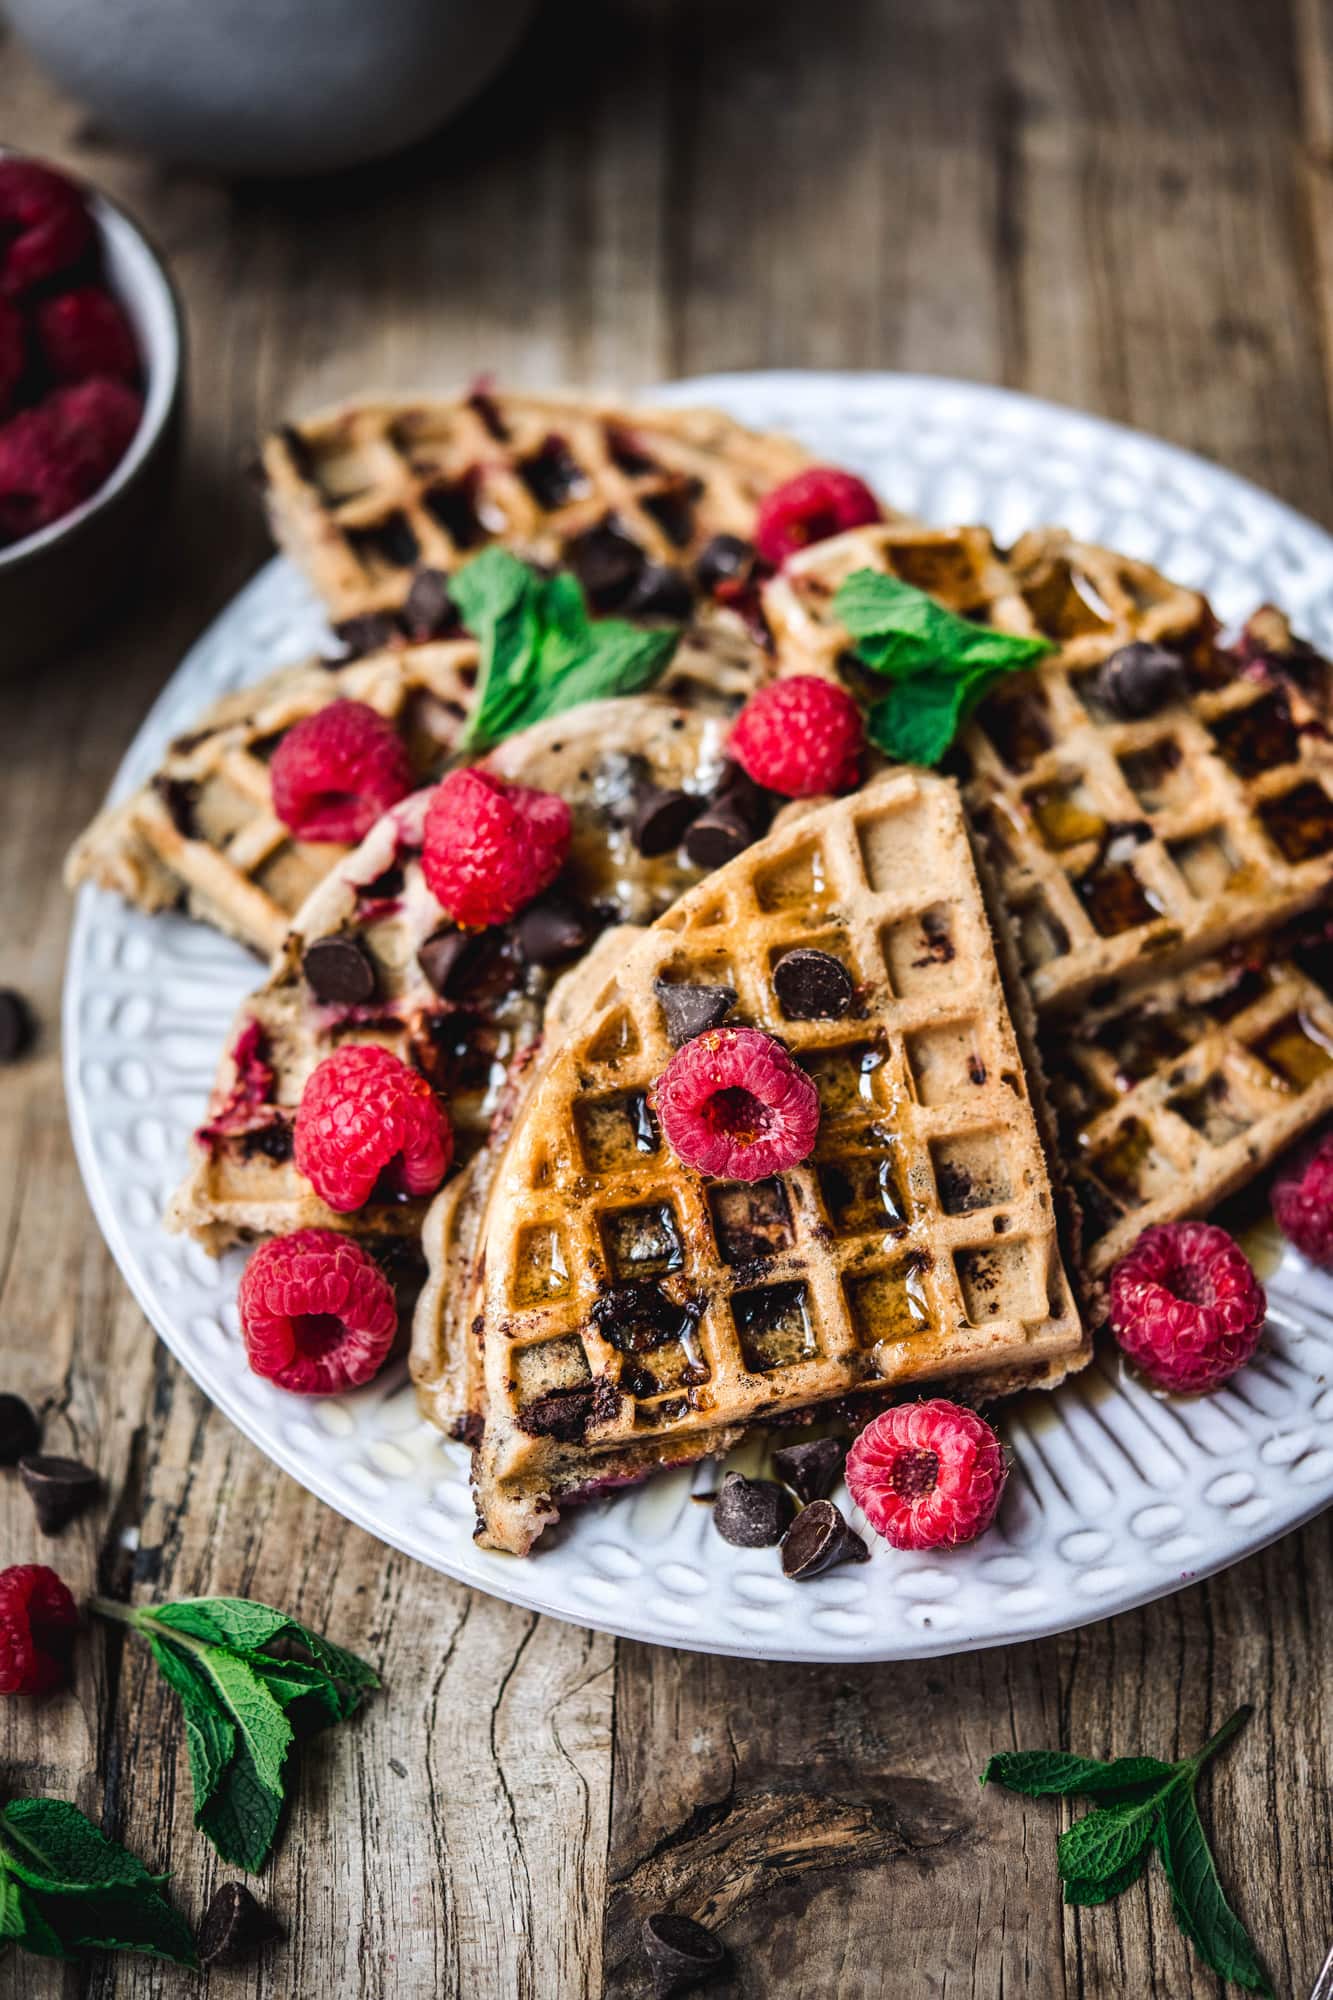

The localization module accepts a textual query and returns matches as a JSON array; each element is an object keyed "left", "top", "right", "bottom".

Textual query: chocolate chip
[
  {"left": 590, "top": 1283, "right": 698, "bottom": 1355},
  {"left": 0, "top": 990, "right": 34, "bottom": 1063},
  {"left": 632, "top": 787, "right": 702, "bottom": 858},
  {"left": 623, "top": 562, "right": 694, "bottom": 621},
  {"left": 401, "top": 567, "right": 456, "bottom": 640},
  {"left": 513, "top": 890, "right": 592, "bottom": 967},
  {"left": 652, "top": 977, "right": 736, "bottom": 1047},
  {"left": 302, "top": 934, "right": 378, "bottom": 1005},
  {"left": 567, "top": 519, "right": 645, "bottom": 609},
  {"left": 772, "top": 947, "right": 854, "bottom": 1020},
  {"left": 684, "top": 800, "right": 755, "bottom": 868},
  {"left": 0, "top": 1394, "right": 40, "bottom": 1466},
  {"left": 518, "top": 434, "right": 588, "bottom": 510},
  {"left": 518, "top": 1384, "right": 600, "bottom": 1442},
  {"left": 418, "top": 928, "right": 477, "bottom": 998},
  {"left": 695, "top": 533, "right": 756, "bottom": 593},
  {"left": 772, "top": 1435, "right": 846, "bottom": 1504},
  {"left": 198, "top": 1882, "right": 280, "bottom": 1966},
  {"left": 780, "top": 1497, "right": 870, "bottom": 1579},
  {"left": 333, "top": 612, "right": 399, "bottom": 659},
  {"left": 18, "top": 1454, "right": 100, "bottom": 1535},
  {"left": 642, "top": 1912, "right": 727, "bottom": 1998},
  {"left": 711, "top": 1470, "right": 795, "bottom": 1548},
  {"left": 1094, "top": 643, "right": 1188, "bottom": 719},
  {"left": 240, "top": 1122, "right": 294, "bottom": 1163}
]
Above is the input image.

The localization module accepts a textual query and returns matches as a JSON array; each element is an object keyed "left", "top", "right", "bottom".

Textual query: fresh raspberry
[
  {"left": 653, "top": 1025, "right": 819, "bottom": 1181},
  {"left": 421, "top": 767, "right": 572, "bottom": 928},
  {"left": 238, "top": 1229, "right": 398, "bottom": 1395},
  {"left": 269, "top": 700, "right": 413, "bottom": 845},
  {"left": 0, "top": 297, "right": 24, "bottom": 419},
  {"left": 0, "top": 1564, "right": 78, "bottom": 1696},
  {"left": 1272, "top": 1129, "right": 1333, "bottom": 1269},
  {"left": 294, "top": 1044, "right": 452, "bottom": 1213},
  {"left": 845, "top": 1400, "right": 1007, "bottom": 1551},
  {"left": 1109, "top": 1221, "right": 1266, "bottom": 1394},
  {"left": 35, "top": 284, "right": 139, "bottom": 386},
  {"left": 754, "top": 465, "right": 882, "bottom": 567},
  {"left": 0, "top": 160, "right": 94, "bottom": 298},
  {"left": 728, "top": 676, "right": 865, "bottom": 798},
  {"left": 0, "top": 378, "right": 143, "bottom": 545}
]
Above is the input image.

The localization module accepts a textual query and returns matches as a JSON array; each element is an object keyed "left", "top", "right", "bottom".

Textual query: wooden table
[{"left": 3, "top": 2, "right": 1332, "bottom": 1992}]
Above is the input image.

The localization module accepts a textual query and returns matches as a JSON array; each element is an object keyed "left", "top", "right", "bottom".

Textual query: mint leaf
[
  {"left": 1063, "top": 1845, "right": 1153, "bottom": 1906},
  {"left": 1057, "top": 1796, "right": 1160, "bottom": 1885},
  {"left": 25, "top": 1885, "right": 197, "bottom": 1966},
  {"left": 834, "top": 569, "right": 1053, "bottom": 679},
  {"left": 981, "top": 1750, "right": 1175, "bottom": 1797},
  {"left": 0, "top": 1801, "right": 196, "bottom": 1968},
  {"left": 0, "top": 1799, "right": 168, "bottom": 1895},
  {"left": 1157, "top": 1784, "right": 1272, "bottom": 1996},
  {"left": 194, "top": 1722, "right": 287, "bottom": 1874}
]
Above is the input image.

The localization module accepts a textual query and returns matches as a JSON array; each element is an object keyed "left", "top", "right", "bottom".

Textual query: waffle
[
  {"left": 464, "top": 769, "right": 1088, "bottom": 1556},
  {"left": 169, "top": 696, "right": 736, "bottom": 1252},
  {"left": 261, "top": 389, "right": 811, "bottom": 633},
  {"left": 764, "top": 525, "right": 1333, "bottom": 1014},
  {"left": 1045, "top": 947, "right": 1333, "bottom": 1274}
]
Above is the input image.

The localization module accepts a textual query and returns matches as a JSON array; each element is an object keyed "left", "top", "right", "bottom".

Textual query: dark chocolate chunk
[
  {"left": 695, "top": 533, "right": 756, "bottom": 593},
  {"left": 1093, "top": 642, "right": 1187, "bottom": 720},
  {"left": 780, "top": 1497, "right": 870, "bottom": 1579},
  {"left": 333, "top": 612, "right": 399, "bottom": 659},
  {"left": 642, "top": 1911, "right": 727, "bottom": 1999},
  {"left": 567, "top": 519, "right": 646, "bottom": 610},
  {"left": 772, "top": 947, "right": 854, "bottom": 1020},
  {"left": 0, "top": 989, "right": 34, "bottom": 1063},
  {"left": 590, "top": 1282, "right": 698, "bottom": 1354},
  {"left": 302, "top": 934, "right": 378, "bottom": 1005},
  {"left": 652, "top": 977, "right": 736, "bottom": 1047},
  {"left": 711, "top": 1470, "right": 795, "bottom": 1548},
  {"left": 772, "top": 1435, "right": 847, "bottom": 1505},
  {"left": 18, "top": 1454, "right": 100, "bottom": 1535},
  {"left": 401, "top": 567, "right": 456, "bottom": 640},
  {"left": 240, "top": 1122, "right": 294, "bottom": 1163},
  {"left": 198, "top": 1882, "right": 280, "bottom": 1966},
  {"left": 518, "top": 434, "right": 588, "bottom": 510},
  {"left": 623, "top": 562, "right": 694, "bottom": 621},
  {"left": 418, "top": 927, "right": 477, "bottom": 998},
  {"left": 632, "top": 787, "right": 702, "bottom": 858},
  {"left": 0, "top": 1394, "right": 40, "bottom": 1466},
  {"left": 513, "top": 890, "right": 593, "bottom": 967},
  {"left": 518, "top": 1384, "right": 600, "bottom": 1443}
]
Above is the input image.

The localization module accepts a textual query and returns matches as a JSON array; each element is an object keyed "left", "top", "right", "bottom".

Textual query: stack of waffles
[{"left": 65, "top": 383, "right": 1333, "bottom": 1555}]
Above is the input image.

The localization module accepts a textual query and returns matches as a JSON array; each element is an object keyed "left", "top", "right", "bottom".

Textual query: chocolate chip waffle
[
  {"left": 169, "top": 696, "right": 742, "bottom": 1252},
  {"left": 261, "top": 389, "right": 811, "bottom": 637},
  {"left": 463, "top": 769, "right": 1088, "bottom": 1556},
  {"left": 65, "top": 640, "right": 478, "bottom": 960},
  {"left": 765, "top": 525, "right": 1333, "bottom": 1015},
  {"left": 1045, "top": 947, "right": 1333, "bottom": 1275}
]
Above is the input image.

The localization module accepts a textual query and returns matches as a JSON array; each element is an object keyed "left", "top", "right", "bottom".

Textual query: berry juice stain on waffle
[{"left": 67, "top": 384, "right": 1333, "bottom": 1575}]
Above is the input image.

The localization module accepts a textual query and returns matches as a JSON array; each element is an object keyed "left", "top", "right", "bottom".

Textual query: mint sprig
[
  {"left": 91, "top": 1594, "right": 379, "bottom": 1874},
  {"left": 0, "top": 1798, "right": 196, "bottom": 1967},
  {"left": 451, "top": 547, "right": 681, "bottom": 751},
  {"left": 982, "top": 1705, "right": 1270, "bottom": 1995},
  {"left": 832, "top": 568, "right": 1053, "bottom": 766}
]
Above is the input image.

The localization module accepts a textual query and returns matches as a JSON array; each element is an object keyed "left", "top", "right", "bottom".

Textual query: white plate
[{"left": 64, "top": 371, "right": 1333, "bottom": 1662}]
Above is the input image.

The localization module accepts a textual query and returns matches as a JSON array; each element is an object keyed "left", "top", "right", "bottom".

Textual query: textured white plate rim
[{"left": 62, "top": 368, "right": 1333, "bottom": 1662}]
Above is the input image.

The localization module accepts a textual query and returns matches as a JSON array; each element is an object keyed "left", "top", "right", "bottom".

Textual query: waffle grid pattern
[{"left": 764, "top": 524, "right": 1333, "bottom": 1013}]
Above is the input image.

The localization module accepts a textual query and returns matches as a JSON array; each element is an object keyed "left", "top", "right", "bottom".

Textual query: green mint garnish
[
  {"left": 981, "top": 1705, "right": 1270, "bottom": 1995},
  {"left": 91, "top": 1594, "right": 379, "bottom": 1875},
  {"left": 0, "top": 1797, "right": 196, "bottom": 1967},
  {"left": 451, "top": 547, "right": 682, "bottom": 751},
  {"left": 832, "top": 568, "right": 1054, "bottom": 766}
]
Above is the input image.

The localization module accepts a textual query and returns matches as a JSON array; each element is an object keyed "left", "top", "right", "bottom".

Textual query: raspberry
[
  {"left": 1108, "top": 1221, "right": 1266, "bottom": 1394},
  {"left": 238, "top": 1229, "right": 398, "bottom": 1395},
  {"left": 0, "top": 378, "right": 143, "bottom": 545},
  {"left": 0, "top": 297, "right": 24, "bottom": 420},
  {"left": 754, "top": 465, "right": 882, "bottom": 568},
  {"left": 845, "top": 1400, "right": 1006, "bottom": 1551},
  {"left": 294, "top": 1044, "right": 452, "bottom": 1213},
  {"left": 421, "top": 767, "right": 572, "bottom": 928},
  {"left": 1272, "top": 1129, "right": 1333, "bottom": 1269},
  {"left": 35, "top": 284, "right": 140, "bottom": 386},
  {"left": 728, "top": 676, "right": 865, "bottom": 798},
  {"left": 0, "top": 1563, "right": 78, "bottom": 1695},
  {"left": 653, "top": 1025, "right": 819, "bottom": 1181},
  {"left": 269, "top": 700, "right": 413, "bottom": 845},
  {"left": 0, "top": 160, "right": 94, "bottom": 298}
]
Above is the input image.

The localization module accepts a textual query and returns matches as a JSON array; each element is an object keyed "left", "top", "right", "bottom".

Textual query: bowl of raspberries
[{"left": 0, "top": 152, "right": 184, "bottom": 669}]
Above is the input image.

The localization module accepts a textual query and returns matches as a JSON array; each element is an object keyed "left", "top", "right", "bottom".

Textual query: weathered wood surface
[{"left": 1, "top": 0, "right": 1331, "bottom": 1993}]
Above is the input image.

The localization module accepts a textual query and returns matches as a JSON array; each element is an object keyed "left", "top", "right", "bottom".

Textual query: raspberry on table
[
  {"left": 0, "top": 159, "right": 94, "bottom": 298},
  {"left": 35, "top": 284, "right": 140, "bottom": 386},
  {"left": 754, "top": 465, "right": 882, "bottom": 568},
  {"left": 0, "top": 377, "right": 143, "bottom": 545},
  {"left": 845, "top": 1400, "right": 1007, "bottom": 1551},
  {"left": 421, "top": 767, "right": 572, "bottom": 929},
  {"left": 653, "top": 1025, "right": 820, "bottom": 1181},
  {"left": 294, "top": 1043, "right": 452, "bottom": 1213},
  {"left": 269, "top": 699, "right": 413, "bottom": 845},
  {"left": 0, "top": 297, "right": 24, "bottom": 421},
  {"left": 728, "top": 675, "right": 865, "bottom": 798},
  {"left": 0, "top": 1563, "right": 78, "bottom": 1696},
  {"left": 238, "top": 1229, "right": 398, "bottom": 1395},
  {"left": 1272, "top": 1129, "right": 1333, "bottom": 1270},
  {"left": 1108, "top": 1220, "right": 1266, "bottom": 1394}
]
